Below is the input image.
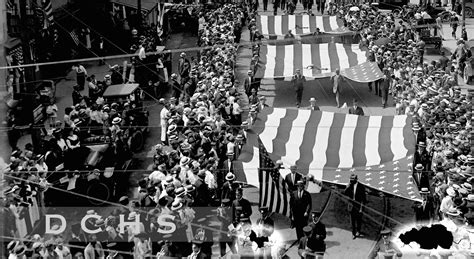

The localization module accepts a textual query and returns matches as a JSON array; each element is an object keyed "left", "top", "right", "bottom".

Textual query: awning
[
  {"left": 234, "top": 108, "right": 420, "bottom": 201},
  {"left": 103, "top": 83, "right": 139, "bottom": 97}
]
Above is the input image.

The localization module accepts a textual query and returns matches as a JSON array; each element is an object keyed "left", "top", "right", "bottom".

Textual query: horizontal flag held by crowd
[
  {"left": 255, "top": 43, "right": 368, "bottom": 79},
  {"left": 257, "top": 15, "right": 344, "bottom": 36},
  {"left": 234, "top": 108, "right": 419, "bottom": 201}
]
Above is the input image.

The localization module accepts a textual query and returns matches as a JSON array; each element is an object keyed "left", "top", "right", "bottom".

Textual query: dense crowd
[
  {"left": 340, "top": 4, "right": 474, "bottom": 225},
  {"left": 2, "top": 3, "right": 288, "bottom": 259}
]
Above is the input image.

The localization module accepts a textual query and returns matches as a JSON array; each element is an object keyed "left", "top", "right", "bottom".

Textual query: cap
[{"left": 303, "top": 226, "right": 312, "bottom": 233}]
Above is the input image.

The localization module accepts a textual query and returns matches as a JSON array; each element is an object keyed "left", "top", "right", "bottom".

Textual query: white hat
[
  {"left": 225, "top": 173, "right": 236, "bottom": 181},
  {"left": 446, "top": 187, "right": 456, "bottom": 197},
  {"left": 309, "top": 97, "right": 316, "bottom": 102},
  {"left": 112, "top": 117, "right": 122, "bottom": 125}
]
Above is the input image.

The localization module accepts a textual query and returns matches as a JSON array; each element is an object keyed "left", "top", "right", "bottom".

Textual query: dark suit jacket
[
  {"left": 308, "top": 221, "right": 326, "bottom": 252},
  {"left": 285, "top": 173, "right": 303, "bottom": 192},
  {"left": 232, "top": 198, "right": 252, "bottom": 222},
  {"left": 221, "top": 181, "right": 237, "bottom": 202},
  {"left": 244, "top": 76, "right": 258, "bottom": 96},
  {"left": 413, "top": 149, "right": 431, "bottom": 172},
  {"left": 343, "top": 182, "right": 367, "bottom": 212},
  {"left": 414, "top": 130, "right": 427, "bottom": 145},
  {"left": 290, "top": 190, "right": 312, "bottom": 221},
  {"left": 412, "top": 171, "right": 430, "bottom": 190},
  {"left": 306, "top": 105, "right": 320, "bottom": 111},
  {"left": 349, "top": 106, "right": 364, "bottom": 116},
  {"left": 412, "top": 197, "right": 434, "bottom": 222},
  {"left": 194, "top": 179, "right": 210, "bottom": 207}
]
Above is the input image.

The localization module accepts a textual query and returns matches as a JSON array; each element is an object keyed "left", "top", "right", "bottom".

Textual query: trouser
[
  {"left": 303, "top": 1, "right": 308, "bottom": 9},
  {"left": 263, "top": 0, "right": 268, "bottom": 9},
  {"left": 76, "top": 73, "right": 85, "bottom": 90},
  {"left": 160, "top": 123, "right": 167, "bottom": 142},
  {"left": 381, "top": 90, "right": 389, "bottom": 106},
  {"left": 350, "top": 210, "right": 362, "bottom": 235},
  {"left": 419, "top": 50, "right": 424, "bottom": 64},
  {"left": 373, "top": 80, "right": 380, "bottom": 96},
  {"left": 319, "top": 0, "right": 325, "bottom": 13},
  {"left": 295, "top": 217, "right": 308, "bottom": 240},
  {"left": 274, "top": 3, "right": 279, "bottom": 14},
  {"left": 280, "top": 0, "right": 286, "bottom": 9},
  {"left": 295, "top": 88, "right": 303, "bottom": 105}
]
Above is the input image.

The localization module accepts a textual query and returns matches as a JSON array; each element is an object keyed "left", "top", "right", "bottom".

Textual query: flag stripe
[
  {"left": 379, "top": 116, "right": 395, "bottom": 164},
  {"left": 282, "top": 110, "right": 311, "bottom": 167},
  {"left": 275, "top": 16, "right": 283, "bottom": 36},
  {"left": 309, "top": 15, "right": 317, "bottom": 34},
  {"left": 403, "top": 116, "right": 415, "bottom": 155},
  {"left": 296, "top": 111, "right": 322, "bottom": 175},
  {"left": 275, "top": 44, "right": 286, "bottom": 77},
  {"left": 336, "top": 44, "right": 350, "bottom": 70},
  {"left": 272, "top": 109, "right": 298, "bottom": 159},
  {"left": 315, "top": 16, "right": 324, "bottom": 31},
  {"left": 302, "top": 44, "right": 312, "bottom": 77},
  {"left": 322, "top": 16, "right": 332, "bottom": 33},
  {"left": 295, "top": 15, "right": 303, "bottom": 34},
  {"left": 281, "top": 15, "right": 289, "bottom": 36},
  {"left": 365, "top": 116, "right": 383, "bottom": 166},
  {"left": 288, "top": 15, "right": 296, "bottom": 33},
  {"left": 302, "top": 15, "right": 311, "bottom": 34},
  {"left": 391, "top": 115, "right": 409, "bottom": 160},
  {"left": 338, "top": 114, "right": 358, "bottom": 168},
  {"left": 311, "top": 43, "right": 321, "bottom": 74},
  {"left": 319, "top": 44, "right": 331, "bottom": 72},
  {"left": 283, "top": 45, "right": 294, "bottom": 77},
  {"left": 309, "top": 112, "right": 334, "bottom": 178},
  {"left": 259, "top": 109, "right": 287, "bottom": 154},
  {"left": 263, "top": 45, "right": 276, "bottom": 79},
  {"left": 294, "top": 44, "right": 303, "bottom": 74},
  {"left": 352, "top": 44, "right": 367, "bottom": 64},
  {"left": 261, "top": 15, "right": 269, "bottom": 35},
  {"left": 253, "top": 107, "right": 274, "bottom": 135},
  {"left": 325, "top": 113, "right": 345, "bottom": 168},
  {"left": 328, "top": 43, "right": 339, "bottom": 71},
  {"left": 344, "top": 44, "right": 358, "bottom": 67},
  {"left": 352, "top": 115, "right": 369, "bottom": 167}
]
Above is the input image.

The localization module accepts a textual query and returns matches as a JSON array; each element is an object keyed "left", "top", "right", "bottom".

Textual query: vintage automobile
[
  {"left": 82, "top": 83, "right": 149, "bottom": 152},
  {"left": 416, "top": 18, "right": 443, "bottom": 53}
]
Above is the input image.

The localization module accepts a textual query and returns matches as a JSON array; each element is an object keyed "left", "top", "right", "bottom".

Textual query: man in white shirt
[{"left": 160, "top": 99, "right": 170, "bottom": 143}]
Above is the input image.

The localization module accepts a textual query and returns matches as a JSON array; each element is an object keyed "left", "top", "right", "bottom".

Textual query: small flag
[
  {"left": 70, "top": 30, "right": 80, "bottom": 46},
  {"left": 42, "top": 0, "right": 54, "bottom": 28},
  {"left": 258, "top": 137, "right": 291, "bottom": 218}
]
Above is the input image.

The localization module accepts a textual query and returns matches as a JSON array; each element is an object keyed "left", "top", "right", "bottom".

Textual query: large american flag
[
  {"left": 234, "top": 108, "right": 421, "bottom": 201},
  {"left": 258, "top": 137, "right": 291, "bottom": 217}
]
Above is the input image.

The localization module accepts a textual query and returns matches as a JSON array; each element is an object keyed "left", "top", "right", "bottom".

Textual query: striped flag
[
  {"left": 70, "top": 30, "right": 80, "bottom": 46},
  {"left": 42, "top": 0, "right": 54, "bottom": 28},
  {"left": 255, "top": 42, "right": 368, "bottom": 79},
  {"left": 258, "top": 137, "right": 290, "bottom": 217},
  {"left": 234, "top": 108, "right": 419, "bottom": 201},
  {"left": 257, "top": 15, "right": 344, "bottom": 36}
]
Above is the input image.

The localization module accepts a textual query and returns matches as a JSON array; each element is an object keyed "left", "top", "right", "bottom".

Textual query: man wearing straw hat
[
  {"left": 412, "top": 187, "right": 434, "bottom": 224},
  {"left": 412, "top": 164, "right": 430, "bottom": 190}
]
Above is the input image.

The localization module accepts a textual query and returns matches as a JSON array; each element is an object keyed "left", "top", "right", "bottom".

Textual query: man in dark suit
[
  {"left": 244, "top": 70, "right": 258, "bottom": 97},
  {"left": 380, "top": 70, "right": 391, "bottom": 108},
  {"left": 194, "top": 171, "right": 210, "bottom": 207},
  {"left": 308, "top": 210, "right": 326, "bottom": 256},
  {"left": 343, "top": 174, "right": 366, "bottom": 239},
  {"left": 306, "top": 97, "right": 320, "bottom": 111},
  {"left": 232, "top": 188, "right": 252, "bottom": 223},
  {"left": 290, "top": 180, "right": 312, "bottom": 240},
  {"left": 412, "top": 122, "right": 427, "bottom": 145},
  {"left": 285, "top": 165, "right": 303, "bottom": 192},
  {"left": 221, "top": 172, "right": 238, "bottom": 203},
  {"left": 413, "top": 142, "right": 431, "bottom": 173},
  {"left": 412, "top": 164, "right": 430, "bottom": 190},
  {"left": 178, "top": 52, "right": 190, "bottom": 82},
  {"left": 412, "top": 188, "right": 434, "bottom": 224},
  {"left": 291, "top": 69, "right": 306, "bottom": 108},
  {"left": 348, "top": 99, "right": 364, "bottom": 116}
]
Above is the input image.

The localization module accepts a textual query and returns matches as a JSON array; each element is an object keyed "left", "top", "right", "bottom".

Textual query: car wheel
[
  {"left": 466, "top": 7, "right": 473, "bottom": 18},
  {"left": 129, "top": 131, "right": 144, "bottom": 152},
  {"left": 87, "top": 182, "right": 110, "bottom": 205}
]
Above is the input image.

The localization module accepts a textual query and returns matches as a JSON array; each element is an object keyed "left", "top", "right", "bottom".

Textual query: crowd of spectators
[
  {"left": 340, "top": 3, "right": 474, "bottom": 226},
  {"left": 2, "top": 3, "right": 285, "bottom": 259}
]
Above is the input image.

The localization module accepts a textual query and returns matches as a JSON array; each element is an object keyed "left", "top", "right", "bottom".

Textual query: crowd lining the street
[{"left": 2, "top": 0, "right": 474, "bottom": 259}]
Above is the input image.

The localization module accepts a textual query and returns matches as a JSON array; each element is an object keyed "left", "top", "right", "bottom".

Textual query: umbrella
[{"left": 349, "top": 6, "right": 360, "bottom": 11}]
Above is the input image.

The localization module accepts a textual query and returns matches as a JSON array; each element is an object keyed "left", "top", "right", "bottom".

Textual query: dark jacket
[
  {"left": 343, "top": 182, "right": 367, "bottom": 212},
  {"left": 290, "top": 190, "right": 312, "bottom": 220},
  {"left": 284, "top": 173, "right": 303, "bottom": 192},
  {"left": 349, "top": 106, "right": 364, "bottom": 116},
  {"left": 308, "top": 220, "right": 326, "bottom": 252},
  {"left": 194, "top": 178, "right": 210, "bottom": 207},
  {"left": 232, "top": 197, "right": 252, "bottom": 223}
]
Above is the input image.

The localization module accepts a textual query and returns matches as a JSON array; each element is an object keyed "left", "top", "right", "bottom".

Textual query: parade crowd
[{"left": 2, "top": 1, "right": 474, "bottom": 259}]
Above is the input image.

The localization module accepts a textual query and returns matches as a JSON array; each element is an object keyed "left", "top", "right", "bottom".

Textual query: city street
[{"left": 1, "top": 1, "right": 473, "bottom": 258}]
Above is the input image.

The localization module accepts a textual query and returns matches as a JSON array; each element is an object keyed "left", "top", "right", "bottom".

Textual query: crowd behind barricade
[
  {"left": 2, "top": 3, "right": 288, "bottom": 259},
  {"left": 339, "top": 3, "right": 474, "bottom": 226}
]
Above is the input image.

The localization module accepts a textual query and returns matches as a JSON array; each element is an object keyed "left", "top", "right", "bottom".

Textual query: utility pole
[{"left": 137, "top": 0, "right": 142, "bottom": 31}]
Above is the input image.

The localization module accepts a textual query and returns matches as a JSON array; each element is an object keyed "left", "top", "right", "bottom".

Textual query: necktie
[{"left": 299, "top": 191, "right": 302, "bottom": 199}]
